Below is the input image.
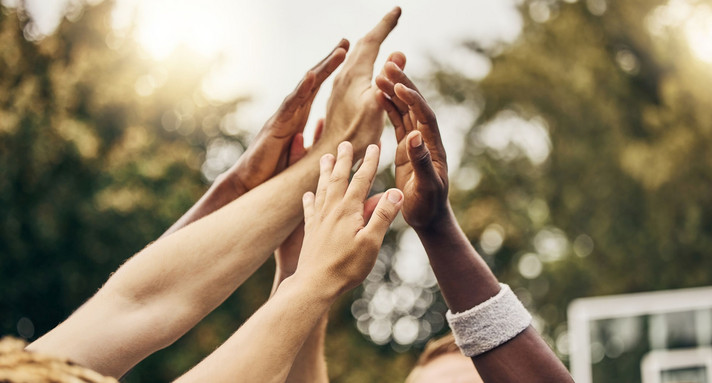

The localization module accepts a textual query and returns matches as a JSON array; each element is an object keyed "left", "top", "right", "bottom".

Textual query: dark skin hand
[
  {"left": 376, "top": 57, "right": 574, "bottom": 383},
  {"left": 162, "top": 40, "right": 348, "bottom": 237},
  {"left": 228, "top": 40, "right": 349, "bottom": 196}
]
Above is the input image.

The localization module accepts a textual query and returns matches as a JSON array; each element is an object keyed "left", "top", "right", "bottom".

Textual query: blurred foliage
[
  {"left": 433, "top": 0, "right": 712, "bottom": 381},
  {"left": 4, "top": 0, "right": 712, "bottom": 382},
  {"left": 0, "top": 2, "right": 416, "bottom": 382}
]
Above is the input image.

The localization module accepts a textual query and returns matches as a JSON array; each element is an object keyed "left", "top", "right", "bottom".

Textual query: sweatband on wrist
[{"left": 445, "top": 283, "right": 532, "bottom": 357}]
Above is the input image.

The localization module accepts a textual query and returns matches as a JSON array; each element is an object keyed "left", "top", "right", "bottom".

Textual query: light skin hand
[
  {"left": 163, "top": 40, "right": 348, "bottom": 237},
  {"left": 298, "top": 141, "right": 403, "bottom": 294},
  {"left": 175, "top": 142, "right": 402, "bottom": 383},
  {"left": 318, "top": 7, "right": 403, "bottom": 156}
]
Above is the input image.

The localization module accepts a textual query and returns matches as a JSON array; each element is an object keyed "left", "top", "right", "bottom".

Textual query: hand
[
  {"left": 296, "top": 141, "right": 403, "bottom": 295},
  {"left": 217, "top": 40, "right": 349, "bottom": 197},
  {"left": 375, "top": 60, "right": 449, "bottom": 230},
  {"left": 318, "top": 8, "right": 403, "bottom": 156}
]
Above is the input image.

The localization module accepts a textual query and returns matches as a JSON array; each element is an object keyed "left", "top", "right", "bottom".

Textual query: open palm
[{"left": 376, "top": 62, "right": 449, "bottom": 229}]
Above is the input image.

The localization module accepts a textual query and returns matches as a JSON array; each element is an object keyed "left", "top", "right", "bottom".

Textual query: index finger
[
  {"left": 310, "top": 39, "right": 350, "bottom": 86},
  {"left": 345, "top": 7, "right": 401, "bottom": 71},
  {"left": 345, "top": 144, "right": 380, "bottom": 202},
  {"left": 394, "top": 84, "right": 444, "bottom": 150}
]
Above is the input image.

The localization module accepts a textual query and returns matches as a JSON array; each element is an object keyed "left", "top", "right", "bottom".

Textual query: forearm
[
  {"left": 285, "top": 315, "right": 328, "bottom": 383},
  {"left": 415, "top": 205, "right": 500, "bottom": 313},
  {"left": 174, "top": 274, "right": 335, "bottom": 383},
  {"left": 271, "top": 267, "right": 329, "bottom": 383},
  {"left": 29, "top": 144, "right": 335, "bottom": 377},
  {"left": 160, "top": 179, "right": 236, "bottom": 238},
  {"left": 416, "top": 206, "right": 572, "bottom": 382}
]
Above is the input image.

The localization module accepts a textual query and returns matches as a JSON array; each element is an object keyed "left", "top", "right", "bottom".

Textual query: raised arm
[
  {"left": 270, "top": 119, "right": 328, "bottom": 383},
  {"left": 324, "top": 7, "right": 403, "bottom": 156},
  {"left": 376, "top": 60, "right": 574, "bottom": 382},
  {"left": 161, "top": 40, "right": 349, "bottom": 238},
  {"left": 27, "top": 9, "right": 403, "bottom": 378},
  {"left": 175, "top": 142, "right": 403, "bottom": 383},
  {"left": 27, "top": 41, "right": 347, "bottom": 377}
]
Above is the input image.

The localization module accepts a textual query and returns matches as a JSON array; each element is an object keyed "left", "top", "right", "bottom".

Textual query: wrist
[
  {"left": 283, "top": 271, "right": 342, "bottom": 305},
  {"left": 412, "top": 202, "right": 456, "bottom": 236}
]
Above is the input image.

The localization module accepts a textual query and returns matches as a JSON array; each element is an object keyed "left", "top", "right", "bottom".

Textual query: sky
[{"left": 13, "top": 0, "right": 525, "bottom": 173}]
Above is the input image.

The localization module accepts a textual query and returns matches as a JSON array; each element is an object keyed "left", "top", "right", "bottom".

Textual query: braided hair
[{"left": 0, "top": 337, "right": 118, "bottom": 383}]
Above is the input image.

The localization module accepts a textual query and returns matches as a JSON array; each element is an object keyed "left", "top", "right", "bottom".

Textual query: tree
[
  {"left": 0, "top": 2, "right": 253, "bottom": 380},
  {"left": 430, "top": 0, "right": 712, "bottom": 380}
]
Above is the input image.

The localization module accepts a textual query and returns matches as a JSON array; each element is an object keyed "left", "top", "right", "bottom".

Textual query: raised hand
[
  {"left": 296, "top": 141, "right": 403, "bottom": 294},
  {"left": 162, "top": 42, "right": 348, "bottom": 237},
  {"left": 220, "top": 39, "right": 349, "bottom": 196},
  {"left": 318, "top": 8, "right": 403, "bottom": 156},
  {"left": 375, "top": 60, "right": 449, "bottom": 230}
]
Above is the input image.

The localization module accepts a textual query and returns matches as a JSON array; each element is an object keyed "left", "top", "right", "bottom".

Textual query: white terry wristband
[{"left": 445, "top": 283, "right": 532, "bottom": 357}]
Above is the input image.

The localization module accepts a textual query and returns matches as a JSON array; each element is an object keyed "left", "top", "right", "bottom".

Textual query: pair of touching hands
[
  {"left": 204, "top": 5, "right": 449, "bottom": 297},
  {"left": 271, "top": 55, "right": 451, "bottom": 296}
]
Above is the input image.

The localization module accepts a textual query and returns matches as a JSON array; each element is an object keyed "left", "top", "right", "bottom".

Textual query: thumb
[
  {"left": 362, "top": 189, "right": 403, "bottom": 240},
  {"left": 363, "top": 192, "right": 384, "bottom": 222},
  {"left": 406, "top": 131, "right": 438, "bottom": 181}
]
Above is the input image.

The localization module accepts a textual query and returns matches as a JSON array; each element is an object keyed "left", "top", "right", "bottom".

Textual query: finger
[
  {"left": 384, "top": 62, "right": 421, "bottom": 94},
  {"left": 281, "top": 41, "right": 349, "bottom": 117},
  {"left": 375, "top": 74, "right": 409, "bottom": 114},
  {"left": 303, "top": 191, "right": 315, "bottom": 224},
  {"left": 345, "top": 144, "right": 380, "bottom": 202},
  {"left": 346, "top": 7, "right": 401, "bottom": 73},
  {"left": 310, "top": 38, "right": 350, "bottom": 74},
  {"left": 313, "top": 118, "right": 324, "bottom": 143},
  {"left": 325, "top": 141, "right": 354, "bottom": 206},
  {"left": 394, "top": 83, "right": 443, "bottom": 148},
  {"left": 288, "top": 133, "right": 307, "bottom": 165},
  {"left": 387, "top": 51, "right": 406, "bottom": 70},
  {"left": 406, "top": 131, "right": 439, "bottom": 181},
  {"left": 375, "top": 91, "right": 406, "bottom": 142},
  {"left": 314, "top": 154, "right": 335, "bottom": 210},
  {"left": 360, "top": 188, "right": 403, "bottom": 242},
  {"left": 362, "top": 192, "right": 384, "bottom": 223},
  {"left": 283, "top": 71, "right": 317, "bottom": 115},
  {"left": 311, "top": 43, "right": 349, "bottom": 87}
]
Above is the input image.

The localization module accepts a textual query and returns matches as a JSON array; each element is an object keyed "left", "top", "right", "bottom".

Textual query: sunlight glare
[
  {"left": 133, "top": 0, "right": 235, "bottom": 60},
  {"left": 685, "top": 4, "right": 712, "bottom": 63}
]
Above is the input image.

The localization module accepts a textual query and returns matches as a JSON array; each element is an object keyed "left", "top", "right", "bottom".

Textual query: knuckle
[
  {"left": 415, "top": 149, "right": 432, "bottom": 166},
  {"left": 375, "top": 208, "right": 392, "bottom": 223},
  {"left": 329, "top": 173, "right": 345, "bottom": 184},
  {"left": 351, "top": 173, "right": 369, "bottom": 185}
]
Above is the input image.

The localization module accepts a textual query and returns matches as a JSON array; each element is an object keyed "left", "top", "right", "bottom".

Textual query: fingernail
[
  {"left": 338, "top": 141, "right": 348, "bottom": 155},
  {"left": 320, "top": 154, "right": 332, "bottom": 167},
  {"left": 387, "top": 190, "right": 402, "bottom": 203},
  {"left": 410, "top": 132, "right": 422, "bottom": 148},
  {"left": 366, "top": 144, "right": 378, "bottom": 156}
]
